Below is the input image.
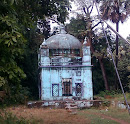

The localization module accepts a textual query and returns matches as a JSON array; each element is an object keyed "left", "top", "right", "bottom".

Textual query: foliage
[
  {"left": 97, "top": 90, "right": 120, "bottom": 97},
  {"left": 92, "top": 57, "right": 116, "bottom": 94},
  {"left": 92, "top": 31, "right": 116, "bottom": 93},
  {"left": 0, "top": 0, "right": 27, "bottom": 95},
  {"left": 0, "top": 0, "right": 70, "bottom": 103},
  {"left": 0, "top": 111, "right": 32, "bottom": 124},
  {"left": 98, "top": 0, "right": 130, "bottom": 90},
  {"left": 8, "top": 86, "right": 30, "bottom": 104},
  {"left": 96, "top": 91, "right": 130, "bottom": 102},
  {"left": 0, "top": 86, "right": 30, "bottom": 105},
  {"left": 99, "top": 0, "right": 130, "bottom": 23},
  {"left": 0, "top": 77, "right": 6, "bottom": 87},
  {"left": 66, "top": 16, "right": 86, "bottom": 40},
  {"left": 117, "top": 36, "right": 130, "bottom": 92},
  {"left": 20, "top": 25, "right": 44, "bottom": 98}
]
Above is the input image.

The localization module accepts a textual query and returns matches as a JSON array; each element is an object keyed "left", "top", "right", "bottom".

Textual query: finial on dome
[
  {"left": 83, "top": 37, "right": 87, "bottom": 45},
  {"left": 42, "top": 38, "right": 47, "bottom": 46},
  {"left": 59, "top": 24, "right": 67, "bottom": 34},
  {"left": 40, "top": 38, "right": 48, "bottom": 48}
]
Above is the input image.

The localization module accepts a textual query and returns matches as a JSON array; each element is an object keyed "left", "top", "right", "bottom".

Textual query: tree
[
  {"left": 66, "top": 16, "right": 87, "bottom": 40},
  {"left": 0, "top": 0, "right": 27, "bottom": 97},
  {"left": 0, "top": 0, "right": 70, "bottom": 103},
  {"left": 116, "top": 36, "right": 130, "bottom": 92},
  {"left": 99, "top": 0, "right": 130, "bottom": 89}
]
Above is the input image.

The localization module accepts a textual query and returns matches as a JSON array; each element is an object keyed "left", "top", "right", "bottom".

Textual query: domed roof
[{"left": 45, "top": 26, "right": 81, "bottom": 49}]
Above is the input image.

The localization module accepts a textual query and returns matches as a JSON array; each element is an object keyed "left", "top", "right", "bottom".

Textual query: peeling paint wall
[{"left": 41, "top": 66, "right": 93, "bottom": 100}]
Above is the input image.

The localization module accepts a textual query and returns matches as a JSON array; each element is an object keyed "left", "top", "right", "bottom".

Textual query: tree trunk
[
  {"left": 88, "top": 25, "right": 109, "bottom": 91},
  {"left": 115, "top": 22, "right": 119, "bottom": 90},
  {"left": 88, "top": 35, "right": 109, "bottom": 91},
  {"left": 84, "top": 6, "right": 109, "bottom": 91},
  {"left": 98, "top": 57, "right": 110, "bottom": 91},
  {"left": 116, "top": 22, "right": 119, "bottom": 68}
]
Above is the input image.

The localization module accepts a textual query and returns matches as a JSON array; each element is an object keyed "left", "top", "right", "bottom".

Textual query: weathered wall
[{"left": 41, "top": 66, "right": 93, "bottom": 100}]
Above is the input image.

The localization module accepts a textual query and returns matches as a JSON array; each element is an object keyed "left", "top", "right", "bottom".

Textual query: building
[{"left": 38, "top": 25, "right": 93, "bottom": 101}]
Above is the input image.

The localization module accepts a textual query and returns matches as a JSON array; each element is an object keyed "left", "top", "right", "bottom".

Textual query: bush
[
  {"left": 97, "top": 90, "right": 122, "bottom": 98},
  {"left": 1, "top": 86, "right": 31, "bottom": 105},
  {"left": 0, "top": 111, "right": 29, "bottom": 124}
]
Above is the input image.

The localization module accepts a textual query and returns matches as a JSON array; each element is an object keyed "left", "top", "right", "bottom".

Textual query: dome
[{"left": 45, "top": 26, "right": 82, "bottom": 49}]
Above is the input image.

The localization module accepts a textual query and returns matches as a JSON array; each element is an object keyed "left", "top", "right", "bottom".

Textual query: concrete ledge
[{"left": 27, "top": 100, "right": 103, "bottom": 109}]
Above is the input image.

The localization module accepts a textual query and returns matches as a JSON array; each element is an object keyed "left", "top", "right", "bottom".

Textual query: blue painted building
[{"left": 38, "top": 26, "right": 93, "bottom": 100}]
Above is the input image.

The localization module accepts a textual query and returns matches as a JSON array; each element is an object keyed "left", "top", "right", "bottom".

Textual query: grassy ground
[
  {"left": 79, "top": 108, "right": 130, "bottom": 124},
  {"left": 0, "top": 106, "right": 130, "bottom": 124},
  {"left": 95, "top": 92, "right": 130, "bottom": 102}
]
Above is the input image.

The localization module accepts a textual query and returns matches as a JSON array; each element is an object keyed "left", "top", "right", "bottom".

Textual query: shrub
[
  {"left": 1, "top": 86, "right": 31, "bottom": 105},
  {"left": 98, "top": 90, "right": 122, "bottom": 98},
  {"left": 0, "top": 111, "right": 29, "bottom": 124}
]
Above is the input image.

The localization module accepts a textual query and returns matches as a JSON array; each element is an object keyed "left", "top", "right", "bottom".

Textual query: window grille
[
  {"left": 52, "top": 84, "right": 59, "bottom": 97},
  {"left": 76, "top": 83, "right": 82, "bottom": 96}
]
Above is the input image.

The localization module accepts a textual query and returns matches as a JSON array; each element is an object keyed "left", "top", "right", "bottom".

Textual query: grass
[
  {"left": 0, "top": 105, "right": 129, "bottom": 124},
  {"left": 81, "top": 107, "right": 130, "bottom": 123},
  {"left": 113, "top": 92, "right": 130, "bottom": 101},
  {"left": 96, "top": 92, "right": 130, "bottom": 102},
  {"left": 78, "top": 110, "right": 119, "bottom": 124},
  {"left": 99, "top": 108, "right": 130, "bottom": 122}
]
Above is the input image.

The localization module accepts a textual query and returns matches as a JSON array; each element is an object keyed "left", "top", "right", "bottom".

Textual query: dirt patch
[{"left": 6, "top": 106, "right": 90, "bottom": 124}]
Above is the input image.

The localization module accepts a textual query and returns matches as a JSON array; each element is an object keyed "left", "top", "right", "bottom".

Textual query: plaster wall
[{"left": 41, "top": 67, "right": 93, "bottom": 100}]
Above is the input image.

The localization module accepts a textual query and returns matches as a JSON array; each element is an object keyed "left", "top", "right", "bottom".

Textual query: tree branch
[
  {"left": 91, "top": 21, "right": 101, "bottom": 29},
  {"left": 47, "top": 17, "right": 61, "bottom": 25},
  {"left": 83, "top": 7, "right": 87, "bottom": 14},
  {"left": 90, "top": 5, "right": 94, "bottom": 14}
]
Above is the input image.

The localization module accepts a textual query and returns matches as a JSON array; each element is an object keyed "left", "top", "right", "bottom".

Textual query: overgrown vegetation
[
  {"left": 0, "top": 0, "right": 70, "bottom": 104},
  {"left": 96, "top": 90, "right": 130, "bottom": 102},
  {"left": 0, "top": 111, "right": 29, "bottom": 124}
]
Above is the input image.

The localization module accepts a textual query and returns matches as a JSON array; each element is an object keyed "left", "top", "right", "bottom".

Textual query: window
[
  {"left": 62, "top": 79, "right": 72, "bottom": 96},
  {"left": 76, "top": 71, "right": 81, "bottom": 76},
  {"left": 51, "top": 58, "right": 61, "bottom": 65},
  {"left": 75, "top": 83, "right": 82, "bottom": 96},
  {"left": 74, "top": 49, "right": 80, "bottom": 56},
  {"left": 52, "top": 84, "right": 59, "bottom": 97}
]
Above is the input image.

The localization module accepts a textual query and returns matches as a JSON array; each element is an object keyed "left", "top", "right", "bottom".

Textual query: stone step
[
  {"left": 65, "top": 99, "right": 74, "bottom": 101},
  {"left": 65, "top": 106, "right": 78, "bottom": 109},
  {"left": 65, "top": 105, "right": 77, "bottom": 108},
  {"left": 65, "top": 103, "right": 76, "bottom": 106},
  {"left": 65, "top": 101, "right": 74, "bottom": 103}
]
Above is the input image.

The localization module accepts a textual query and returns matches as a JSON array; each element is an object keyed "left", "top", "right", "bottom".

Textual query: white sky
[{"left": 51, "top": 1, "right": 130, "bottom": 39}]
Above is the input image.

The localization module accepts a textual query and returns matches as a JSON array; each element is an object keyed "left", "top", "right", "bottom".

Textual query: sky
[{"left": 51, "top": 1, "right": 130, "bottom": 39}]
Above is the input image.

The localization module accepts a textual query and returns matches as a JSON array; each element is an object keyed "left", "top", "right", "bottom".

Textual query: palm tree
[{"left": 100, "top": 0, "right": 130, "bottom": 89}]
